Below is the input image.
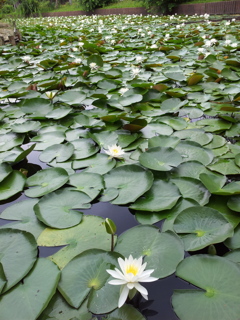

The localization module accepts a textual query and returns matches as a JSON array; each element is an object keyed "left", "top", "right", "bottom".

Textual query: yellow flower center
[
  {"left": 112, "top": 149, "right": 119, "bottom": 154},
  {"left": 126, "top": 264, "right": 139, "bottom": 276}
]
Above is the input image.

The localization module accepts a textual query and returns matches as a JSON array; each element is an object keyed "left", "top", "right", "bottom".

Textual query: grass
[
  {"left": 184, "top": 0, "right": 229, "bottom": 4},
  {"left": 104, "top": 0, "right": 143, "bottom": 9}
]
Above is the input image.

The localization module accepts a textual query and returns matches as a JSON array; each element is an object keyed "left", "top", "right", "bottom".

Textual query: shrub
[
  {"left": 20, "top": 0, "right": 39, "bottom": 17},
  {"left": 141, "top": 0, "right": 185, "bottom": 13},
  {"left": 2, "top": 4, "right": 13, "bottom": 13},
  {"left": 79, "top": 0, "right": 114, "bottom": 11}
]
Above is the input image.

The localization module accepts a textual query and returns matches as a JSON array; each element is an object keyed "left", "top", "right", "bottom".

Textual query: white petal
[
  {"left": 138, "top": 269, "right": 154, "bottom": 279},
  {"left": 134, "top": 282, "right": 148, "bottom": 296},
  {"left": 139, "top": 276, "right": 159, "bottom": 283},
  {"left": 118, "top": 285, "right": 129, "bottom": 308},
  {"left": 118, "top": 257, "right": 126, "bottom": 273},
  {"left": 141, "top": 293, "right": 148, "bottom": 300},
  {"left": 108, "top": 279, "right": 127, "bottom": 285},
  {"left": 106, "top": 269, "right": 125, "bottom": 280},
  {"left": 127, "top": 282, "right": 135, "bottom": 290}
]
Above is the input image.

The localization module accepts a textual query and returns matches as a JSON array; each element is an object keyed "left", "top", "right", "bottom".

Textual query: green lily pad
[
  {"left": 71, "top": 139, "right": 99, "bottom": 160},
  {"left": 73, "top": 153, "right": 116, "bottom": 174},
  {"left": 104, "top": 304, "right": 146, "bottom": 320},
  {"left": 25, "top": 167, "right": 69, "bottom": 198},
  {"left": 0, "top": 133, "right": 24, "bottom": 152},
  {"left": 37, "top": 215, "right": 114, "bottom": 269},
  {"left": 130, "top": 179, "right": 181, "bottom": 212},
  {"left": 0, "top": 163, "right": 12, "bottom": 183},
  {"left": 0, "top": 258, "right": 60, "bottom": 320},
  {"left": 10, "top": 121, "right": 41, "bottom": 133},
  {"left": 161, "top": 98, "right": 187, "bottom": 113},
  {"left": 173, "top": 206, "right": 234, "bottom": 251},
  {"left": 208, "top": 159, "right": 240, "bottom": 175},
  {"left": 172, "top": 255, "right": 240, "bottom": 320},
  {"left": 0, "top": 229, "right": 37, "bottom": 293},
  {"left": 31, "top": 131, "right": 65, "bottom": 151},
  {"left": 34, "top": 188, "right": 91, "bottom": 229},
  {"left": 0, "top": 171, "right": 26, "bottom": 201},
  {"left": 171, "top": 161, "right": 208, "bottom": 179},
  {"left": 58, "top": 90, "right": 87, "bottom": 106},
  {"left": 139, "top": 146, "right": 182, "bottom": 171},
  {"left": 103, "top": 164, "right": 153, "bottom": 205},
  {"left": 173, "top": 129, "right": 213, "bottom": 146},
  {"left": 114, "top": 225, "right": 184, "bottom": 278},
  {"left": 58, "top": 249, "right": 120, "bottom": 312},
  {"left": 20, "top": 98, "right": 53, "bottom": 118},
  {"left": 175, "top": 141, "right": 214, "bottom": 165},
  {"left": 224, "top": 249, "right": 240, "bottom": 264},
  {"left": 39, "top": 143, "right": 74, "bottom": 163},
  {"left": 68, "top": 172, "right": 104, "bottom": 200},
  {"left": 38, "top": 293, "right": 92, "bottom": 320},
  {"left": 148, "top": 135, "right": 180, "bottom": 149},
  {"left": 171, "top": 177, "right": 211, "bottom": 205},
  {"left": 0, "top": 263, "right": 6, "bottom": 294},
  {"left": 227, "top": 196, "right": 240, "bottom": 212},
  {"left": 0, "top": 199, "right": 44, "bottom": 239},
  {"left": 224, "top": 224, "right": 240, "bottom": 249}
]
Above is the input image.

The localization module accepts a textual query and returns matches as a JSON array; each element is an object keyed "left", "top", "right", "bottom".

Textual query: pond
[{"left": 1, "top": 12, "right": 240, "bottom": 320}]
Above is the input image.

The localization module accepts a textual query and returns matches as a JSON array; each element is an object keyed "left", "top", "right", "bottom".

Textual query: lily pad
[
  {"left": 68, "top": 172, "right": 104, "bottom": 200},
  {"left": 58, "top": 249, "right": 120, "bottom": 312},
  {"left": 0, "top": 199, "right": 44, "bottom": 239},
  {"left": 172, "top": 255, "right": 240, "bottom": 320},
  {"left": 139, "top": 146, "right": 182, "bottom": 171},
  {"left": 73, "top": 153, "right": 116, "bottom": 174},
  {"left": 34, "top": 188, "right": 91, "bottom": 229},
  {"left": 0, "top": 229, "right": 37, "bottom": 293},
  {"left": 39, "top": 143, "right": 74, "bottom": 163},
  {"left": 0, "top": 258, "right": 60, "bottom": 320},
  {"left": 130, "top": 179, "right": 181, "bottom": 212},
  {"left": 103, "top": 164, "right": 153, "bottom": 205},
  {"left": 37, "top": 215, "right": 114, "bottom": 269},
  {"left": 0, "top": 171, "right": 26, "bottom": 201},
  {"left": 114, "top": 225, "right": 184, "bottom": 278},
  {"left": 25, "top": 167, "right": 69, "bottom": 198},
  {"left": 173, "top": 206, "right": 234, "bottom": 251}
]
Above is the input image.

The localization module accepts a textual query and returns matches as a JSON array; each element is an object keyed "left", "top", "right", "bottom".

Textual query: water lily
[
  {"left": 104, "top": 144, "right": 125, "bottom": 158},
  {"left": 106, "top": 255, "right": 158, "bottom": 308}
]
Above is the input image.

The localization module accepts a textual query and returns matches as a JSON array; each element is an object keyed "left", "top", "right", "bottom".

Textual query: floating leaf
[
  {"left": 114, "top": 225, "right": 184, "bottom": 278},
  {"left": 25, "top": 167, "right": 69, "bottom": 198},
  {"left": 39, "top": 143, "right": 74, "bottom": 163},
  {"left": 37, "top": 215, "right": 114, "bottom": 269},
  {"left": 58, "top": 249, "right": 120, "bottom": 312},
  {"left": 0, "top": 229, "right": 37, "bottom": 293},
  {"left": 0, "top": 258, "right": 60, "bottom": 319},
  {"left": 0, "top": 199, "right": 44, "bottom": 239},
  {"left": 103, "top": 164, "right": 153, "bottom": 205},
  {"left": 73, "top": 153, "right": 116, "bottom": 174},
  {"left": 130, "top": 179, "right": 181, "bottom": 212},
  {"left": 172, "top": 255, "right": 240, "bottom": 320},
  {"left": 0, "top": 171, "right": 26, "bottom": 201},
  {"left": 34, "top": 188, "right": 91, "bottom": 229},
  {"left": 139, "top": 147, "right": 182, "bottom": 171},
  {"left": 173, "top": 206, "right": 234, "bottom": 251}
]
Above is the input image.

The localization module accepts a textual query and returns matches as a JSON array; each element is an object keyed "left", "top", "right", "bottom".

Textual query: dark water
[{"left": 0, "top": 152, "right": 196, "bottom": 320}]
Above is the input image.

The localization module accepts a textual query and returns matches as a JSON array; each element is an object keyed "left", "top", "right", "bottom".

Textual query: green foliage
[
  {"left": 2, "top": 4, "right": 13, "bottom": 13},
  {"left": 20, "top": 0, "right": 39, "bottom": 17},
  {"left": 78, "top": 0, "right": 114, "bottom": 11},
  {"left": 141, "top": 0, "right": 185, "bottom": 13}
]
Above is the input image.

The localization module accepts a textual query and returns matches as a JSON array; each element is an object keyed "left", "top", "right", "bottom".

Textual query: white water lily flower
[
  {"left": 104, "top": 144, "right": 125, "bottom": 158},
  {"left": 107, "top": 255, "right": 158, "bottom": 308},
  {"left": 89, "top": 62, "right": 98, "bottom": 70},
  {"left": 119, "top": 87, "right": 129, "bottom": 95},
  {"left": 22, "top": 55, "right": 31, "bottom": 63}
]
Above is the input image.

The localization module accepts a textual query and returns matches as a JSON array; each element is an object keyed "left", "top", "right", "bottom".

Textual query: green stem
[{"left": 111, "top": 234, "right": 114, "bottom": 251}]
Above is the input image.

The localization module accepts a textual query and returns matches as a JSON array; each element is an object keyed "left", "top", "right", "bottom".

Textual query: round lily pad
[
  {"left": 173, "top": 206, "right": 234, "bottom": 251},
  {"left": 37, "top": 215, "right": 115, "bottom": 269},
  {"left": 58, "top": 249, "right": 120, "bottom": 312},
  {"left": 139, "top": 147, "right": 182, "bottom": 171},
  {"left": 114, "top": 225, "right": 184, "bottom": 278},
  {"left": 103, "top": 164, "right": 154, "bottom": 205},
  {"left": 172, "top": 255, "right": 240, "bottom": 320},
  {"left": 34, "top": 188, "right": 91, "bottom": 229},
  {"left": 73, "top": 153, "right": 116, "bottom": 174},
  {"left": 0, "top": 171, "right": 26, "bottom": 201},
  {"left": 39, "top": 143, "right": 74, "bottom": 163},
  {"left": 25, "top": 167, "right": 69, "bottom": 198},
  {"left": 68, "top": 172, "right": 104, "bottom": 200},
  {"left": 0, "top": 229, "right": 37, "bottom": 293},
  {"left": 0, "top": 258, "right": 60, "bottom": 320},
  {"left": 130, "top": 179, "right": 181, "bottom": 212}
]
